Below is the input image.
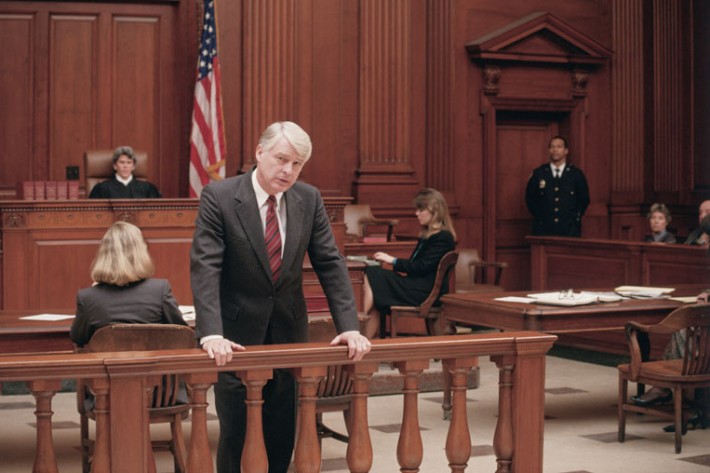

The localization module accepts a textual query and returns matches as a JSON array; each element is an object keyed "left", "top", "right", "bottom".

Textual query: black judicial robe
[{"left": 89, "top": 177, "right": 161, "bottom": 199}]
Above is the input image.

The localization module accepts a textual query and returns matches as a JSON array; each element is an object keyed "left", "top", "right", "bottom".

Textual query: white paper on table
[
  {"left": 668, "top": 296, "right": 699, "bottom": 304},
  {"left": 580, "top": 291, "right": 623, "bottom": 303},
  {"left": 179, "top": 305, "right": 196, "bottom": 321},
  {"left": 20, "top": 314, "right": 76, "bottom": 321},
  {"left": 527, "top": 292, "right": 598, "bottom": 306},
  {"left": 494, "top": 296, "right": 536, "bottom": 304},
  {"left": 614, "top": 285, "right": 675, "bottom": 298}
]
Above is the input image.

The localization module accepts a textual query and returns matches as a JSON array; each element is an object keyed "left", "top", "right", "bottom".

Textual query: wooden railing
[{"left": 0, "top": 332, "right": 556, "bottom": 473}]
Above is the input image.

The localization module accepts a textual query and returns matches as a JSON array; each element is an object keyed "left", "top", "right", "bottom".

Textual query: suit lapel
[
  {"left": 282, "top": 188, "right": 304, "bottom": 276},
  {"left": 232, "top": 172, "right": 272, "bottom": 280}
]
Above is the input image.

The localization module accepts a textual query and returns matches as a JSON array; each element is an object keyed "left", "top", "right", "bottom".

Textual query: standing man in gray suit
[{"left": 190, "top": 121, "right": 371, "bottom": 472}]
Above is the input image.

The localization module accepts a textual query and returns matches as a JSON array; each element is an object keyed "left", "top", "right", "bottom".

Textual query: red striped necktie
[{"left": 265, "top": 195, "right": 282, "bottom": 281}]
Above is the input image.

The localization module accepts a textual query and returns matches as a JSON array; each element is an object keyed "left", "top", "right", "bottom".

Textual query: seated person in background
[
  {"left": 683, "top": 200, "right": 710, "bottom": 246},
  {"left": 643, "top": 203, "right": 676, "bottom": 243},
  {"left": 70, "top": 221, "right": 186, "bottom": 347},
  {"left": 631, "top": 289, "right": 710, "bottom": 432},
  {"left": 362, "top": 188, "right": 456, "bottom": 338},
  {"left": 88, "top": 146, "right": 161, "bottom": 199}
]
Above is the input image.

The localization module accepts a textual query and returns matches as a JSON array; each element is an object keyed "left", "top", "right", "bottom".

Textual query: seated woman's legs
[{"left": 362, "top": 276, "right": 383, "bottom": 338}]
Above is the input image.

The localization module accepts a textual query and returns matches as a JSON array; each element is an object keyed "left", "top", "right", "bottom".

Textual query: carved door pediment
[{"left": 466, "top": 11, "right": 611, "bottom": 67}]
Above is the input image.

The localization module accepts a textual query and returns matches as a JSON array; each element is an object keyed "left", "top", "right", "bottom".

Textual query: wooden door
[{"left": 492, "top": 114, "right": 564, "bottom": 290}]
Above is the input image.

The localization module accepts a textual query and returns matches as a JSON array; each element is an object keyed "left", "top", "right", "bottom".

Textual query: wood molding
[{"left": 466, "top": 11, "right": 611, "bottom": 67}]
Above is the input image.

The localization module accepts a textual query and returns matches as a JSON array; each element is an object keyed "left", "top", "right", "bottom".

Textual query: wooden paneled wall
[
  {"left": 0, "top": 1, "right": 187, "bottom": 197},
  {"left": 0, "top": 0, "right": 707, "bottom": 291}
]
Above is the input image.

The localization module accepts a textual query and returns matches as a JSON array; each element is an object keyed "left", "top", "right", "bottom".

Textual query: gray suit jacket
[
  {"left": 190, "top": 169, "right": 359, "bottom": 345},
  {"left": 70, "top": 278, "right": 187, "bottom": 347}
]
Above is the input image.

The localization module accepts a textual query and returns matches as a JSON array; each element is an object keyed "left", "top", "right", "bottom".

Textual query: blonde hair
[
  {"left": 413, "top": 188, "right": 457, "bottom": 240},
  {"left": 258, "top": 121, "right": 313, "bottom": 161},
  {"left": 91, "top": 221, "right": 155, "bottom": 286}
]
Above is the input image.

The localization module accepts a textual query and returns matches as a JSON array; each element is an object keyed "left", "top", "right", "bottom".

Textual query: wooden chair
[
  {"left": 76, "top": 323, "right": 195, "bottom": 473},
  {"left": 84, "top": 149, "right": 149, "bottom": 196},
  {"left": 618, "top": 304, "right": 710, "bottom": 453},
  {"left": 343, "top": 204, "right": 399, "bottom": 242},
  {"left": 307, "top": 312, "right": 371, "bottom": 443},
  {"left": 454, "top": 248, "right": 507, "bottom": 293},
  {"left": 389, "top": 251, "right": 458, "bottom": 337}
]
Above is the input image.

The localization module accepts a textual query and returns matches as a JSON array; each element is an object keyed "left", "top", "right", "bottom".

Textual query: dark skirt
[{"left": 365, "top": 265, "right": 432, "bottom": 312}]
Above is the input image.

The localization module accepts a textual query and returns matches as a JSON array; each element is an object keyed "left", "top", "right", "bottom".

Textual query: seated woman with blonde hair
[
  {"left": 70, "top": 221, "right": 187, "bottom": 347},
  {"left": 362, "top": 188, "right": 456, "bottom": 338}
]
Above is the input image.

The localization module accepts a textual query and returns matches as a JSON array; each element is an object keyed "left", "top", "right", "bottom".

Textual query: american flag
[{"left": 189, "top": 0, "right": 226, "bottom": 198}]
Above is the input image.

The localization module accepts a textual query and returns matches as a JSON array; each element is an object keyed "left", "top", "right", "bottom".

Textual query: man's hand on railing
[
  {"left": 202, "top": 338, "right": 246, "bottom": 366},
  {"left": 330, "top": 330, "right": 372, "bottom": 361}
]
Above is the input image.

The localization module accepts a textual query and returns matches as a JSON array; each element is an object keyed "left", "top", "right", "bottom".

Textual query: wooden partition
[
  {"left": 0, "top": 332, "right": 556, "bottom": 473},
  {"left": 0, "top": 197, "right": 354, "bottom": 310},
  {"left": 528, "top": 236, "right": 710, "bottom": 291}
]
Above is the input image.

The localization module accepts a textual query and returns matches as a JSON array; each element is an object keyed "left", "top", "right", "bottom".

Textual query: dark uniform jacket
[
  {"left": 89, "top": 177, "right": 161, "bottom": 199},
  {"left": 525, "top": 163, "right": 590, "bottom": 237}
]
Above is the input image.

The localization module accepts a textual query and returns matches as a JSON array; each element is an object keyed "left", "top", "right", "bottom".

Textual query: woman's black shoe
[
  {"left": 663, "top": 414, "right": 705, "bottom": 434},
  {"left": 630, "top": 389, "right": 672, "bottom": 407}
]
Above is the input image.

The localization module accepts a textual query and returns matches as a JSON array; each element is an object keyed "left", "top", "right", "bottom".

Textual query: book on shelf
[
  {"left": 34, "top": 181, "right": 46, "bottom": 200},
  {"left": 56, "top": 181, "right": 68, "bottom": 199},
  {"left": 16, "top": 181, "right": 34, "bottom": 200},
  {"left": 45, "top": 181, "right": 57, "bottom": 199},
  {"left": 68, "top": 181, "right": 80, "bottom": 199}
]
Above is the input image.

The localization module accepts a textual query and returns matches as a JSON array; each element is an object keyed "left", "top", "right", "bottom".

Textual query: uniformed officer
[{"left": 525, "top": 136, "right": 590, "bottom": 237}]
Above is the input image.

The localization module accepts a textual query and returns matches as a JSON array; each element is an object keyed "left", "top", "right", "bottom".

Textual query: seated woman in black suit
[
  {"left": 70, "top": 221, "right": 186, "bottom": 347},
  {"left": 88, "top": 146, "right": 161, "bottom": 199},
  {"left": 642, "top": 203, "right": 676, "bottom": 243},
  {"left": 362, "top": 188, "right": 456, "bottom": 338}
]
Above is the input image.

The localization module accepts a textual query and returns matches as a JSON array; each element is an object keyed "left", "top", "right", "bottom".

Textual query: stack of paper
[
  {"left": 179, "top": 305, "right": 196, "bottom": 321},
  {"left": 614, "top": 286, "right": 675, "bottom": 299},
  {"left": 346, "top": 255, "right": 380, "bottom": 266},
  {"left": 526, "top": 292, "right": 598, "bottom": 306}
]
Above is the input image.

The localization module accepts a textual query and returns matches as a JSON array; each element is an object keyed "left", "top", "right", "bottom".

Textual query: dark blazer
[
  {"left": 525, "top": 163, "right": 590, "bottom": 237},
  {"left": 89, "top": 177, "right": 161, "bottom": 199},
  {"left": 643, "top": 231, "right": 677, "bottom": 244},
  {"left": 189, "top": 169, "right": 359, "bottom": 346},
  {"left": 365, "top": 230, "right": 456, "bottom": 309},
  {"left": 70, "top": 278, "right": 186, "bottom": 347},
  {"left": 684, "top": 227, "right": 707, "bottom": 245}
]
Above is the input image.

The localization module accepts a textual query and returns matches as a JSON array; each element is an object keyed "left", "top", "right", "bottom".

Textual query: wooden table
[
  {"left": 439, "top": 285, "right": 707, "bottom": 417},
  {"left": 0, "top": 309, "right": 76, "bottom": 354},
  {"left": 440, "top": 286, "right": 706, "bottom": 335}
]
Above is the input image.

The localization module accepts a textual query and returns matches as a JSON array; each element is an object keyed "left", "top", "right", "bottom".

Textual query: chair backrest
[
  {"left": 84, "top": 149, "right": 150, "bottom": 195},
  {"left": 455, "top": 248, "right": 481, "bottom": 287},
  {"left": 343, "top": 204, "right": 374, "bottom": 238},
  {"left": 648, "top": 304, "right": 710, "bottom": 376},
  {"left": 417, "top": 251, "right": 458, "bottom": 318},
  {"left": 307, "top": 313, "right": 371, "bottom": 403},
  {"left": 85, "top": 324, "right": 195, "bottom": 407}
]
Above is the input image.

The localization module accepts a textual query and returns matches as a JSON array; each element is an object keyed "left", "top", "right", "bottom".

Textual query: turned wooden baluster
[
  {"left": 394, "top": 360, "right": 428, "bottom": 473},
  {"left": 492, "top": 356, "right": 514, "bottom": 473},
  {"left": 184, "top": 372, "right": 218, "bottom": 473},
  {"left": 145, "top": 375, "right": 159, "bottom": 473},
  {"left": 293, "top": 366, "right": 327, "bottom": 473},
  {"left": 89, "top": 378, "right": 111, "bottom": 473},
  {"left": 344, "top": 362, "right": 378, "bottom": 473},
  {"left": 443, "top": 358, "right": 475, "bottom": 473},
  {"left": 442, "top": 368, "right": 453, "bottom": 420},
  {"left": 236, "top": 368, "right": 273, "bottom": 473},
  {"left": 28, "top": 380, "right": 61, "bottom": 473}
]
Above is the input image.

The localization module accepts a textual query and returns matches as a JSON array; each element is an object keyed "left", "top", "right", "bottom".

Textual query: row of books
[{"left": 17, "top": 181, "right": 80, "bottom": 200}]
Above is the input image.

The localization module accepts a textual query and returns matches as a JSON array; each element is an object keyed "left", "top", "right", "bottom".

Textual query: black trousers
[{"left": 215, "top": 369, "right": 297, "bottom": 473}]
